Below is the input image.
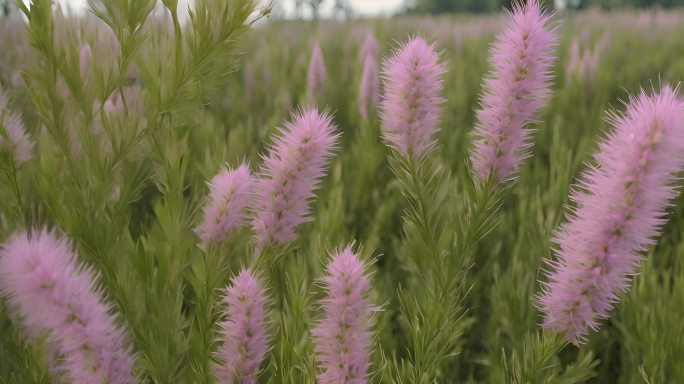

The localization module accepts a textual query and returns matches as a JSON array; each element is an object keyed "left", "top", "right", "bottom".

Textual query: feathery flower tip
[
  {"left": 313, "top": 248, "right": 374, "bottom": 384},
  {"left": 252, "top": 108, "right": 339, "bottom": 246},
  {"left": 0, "top": 229, "right": 134, "bottom": 383},
  {"left": 538, "top": 86, "right": 684, "bottom": 343},
  {"left": 379, "top": 36, "right": 446, "bottom": 160},
  {"left": 197, "top": 164, "right": 252, "bottom": 243},
  {"left": 470, "top": 0, "right": 557, "bottom": 183},
  {"left": 214, "top": 269, "right": 268, "bottom": 384}
]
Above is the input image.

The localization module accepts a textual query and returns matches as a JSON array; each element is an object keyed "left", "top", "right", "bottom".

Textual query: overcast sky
[{"left": 56, "top": 0, "right": 404, "bottom": 17}]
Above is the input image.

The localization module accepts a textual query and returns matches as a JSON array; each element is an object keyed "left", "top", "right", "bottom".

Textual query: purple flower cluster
[
  {"left": 215, "top": 269, "right": 268, "bottom": 384},
  {"left": 252, "top": 108, "right": 339, "bottom": 247},
  {"left": 539, "top": 86, "right": 684, "bottom": 343},
  {"left": 380, "top": 36, "right": 445, "bottom": 161},
  {"left": 0, "top": 230, "right": 134, "bottom": 383},
  {"left": 197, "top": 164, "right": 253, "bottom": 244},
  {"left": 313, "top": 248, "right": 374, "bottom": 384},
  {"left": 470, "top": 0, "right": 557, "bottom": 184}
]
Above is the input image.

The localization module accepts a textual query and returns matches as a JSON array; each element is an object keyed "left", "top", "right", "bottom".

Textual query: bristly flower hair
[
  {"left": 470, "top": 0, "right": 557, "bottom": 184},
  {"left": 313, "top": 247, "right": 375, "bottom": 384},
  {"left": 214, "top": 268, "right": 268, "bottom": 384},
  {"left": 251, "top": 108, "right": 339, "bottom": 247},
  {"left": 538, "top": 85, "right": 684, "bottom": 344},
  {"left": 196, "top": 163, "right": 253, "bottom": 244},
  {"left": 379, "top": 36, "right": 446, "bottom": 161},
  {"left": 0, "top": 229, "right": 134, "bottom": 383},
  {"left": 0, "top": 87, "right": 33, "bottom": 166}
]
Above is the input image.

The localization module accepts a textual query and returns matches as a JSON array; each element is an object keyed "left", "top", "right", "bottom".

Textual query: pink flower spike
[
  {"left": 214, "top": 269, "right": 268, "bottom": 384},
  {"left": 252, "top": 108, "right": 339, "bottom": 247},
  {"left": 0, "top": 229, "right": 135, "bottom": 383},
  {"left": 197, "top": 164, "right": 253, "bottom": 244},
  {"left": 538, "top": 86, "right": 684, "bottom": 344},
  {"left": 0, "top": 87, "right": 34, "bottom": 166},
  {"left": 307, "top": 42, "right": 327, "bottom": 101},
  {"left": 313, "top": 247, "right": 375, "bottom": 384},
  {"left": 79, "top": 43, "right": 92, "bottom": 81},
  {"left": 379, "top": 36, "right": 446, "bottom": 160},
  {"left": 470, "top": 0, "right": 557, "bottom": 184},
  {"left": 359, "top": 32, "right": 379, "bottom": 62},
  {"left": 359, "top": 55, "right": 380, "bottom": 120}
]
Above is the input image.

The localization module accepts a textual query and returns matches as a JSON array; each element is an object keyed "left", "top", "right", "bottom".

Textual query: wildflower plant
[
  {"left": 215, "top": 269, "right": 269, "bottom": 384},
  {"left": 313, "top": 247, "right": 375, "bottom": 384},
  {"left": 470, "top": 0, "right": 558, "bottom": 185},
  {"left": 252, "top": 108, "right": 339, "bottom": 248},
  {"left": 197, "top": 164, "right": 253, "bottom": 244},
  {"left": 380, "top": 36, "right": 445, "bottom": 161},
  {"left": 539, "top": 86, "right": 684, "bottom": 343},
  {"left": 0, "top": 230, "right": 134, "bottom": 383},
  {"left": 0, "top": 0, "right": 683, "bottom": 383}
]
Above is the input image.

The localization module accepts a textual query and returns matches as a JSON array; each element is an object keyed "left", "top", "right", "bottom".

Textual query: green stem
[
  {"left": 407, "top": 159, "right": 440, "bottom": 260},
  {"left": 191, "top": 245, "right": 223, "bottom": 383},
  {"left": 456, "top": 179, "right": 499, "bottom": 264}
]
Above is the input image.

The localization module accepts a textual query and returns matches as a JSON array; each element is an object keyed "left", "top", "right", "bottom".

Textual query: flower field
[{"left": 1, "top": 1, "right": 684, "bottom": 382}]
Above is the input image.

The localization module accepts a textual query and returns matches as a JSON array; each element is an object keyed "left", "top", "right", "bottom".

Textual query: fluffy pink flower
[
  {"left": 359, "top": 55, "right": 379, "bottom": 120},
  {"left": 379, "top": 36, "right": 445, "bottom": 160},
  {"left": 214, "top": 269, "right": 268, "bottom": 384},
  {"left": 197, "top": 164, "right": 253, "bottom": 244},
  {"left": 470, "top": 0, "right": 557, "bottom": 183},
  {"left": 307, "top": 42, "right": 327, "bottom": 100},
  {"left": 252, "top": 108, "right": 339, "bottom": 246},
  {"left": 538, "top": 86, "right": 684, "bottom": 343},
  {"left": 313, "top": 248, "right": 374, "bottom": 384},
  {"left": 0, "top": 87, "right": 33, "bottom": 166},
  {"left": 79, "top": 43, "right": 92, "bottom": 81},
  {"left": 0, "top": 229, "right": 134, "bottom": 383}
]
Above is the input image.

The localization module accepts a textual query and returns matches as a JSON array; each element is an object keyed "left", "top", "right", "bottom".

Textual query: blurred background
[{"left": 3, "top": 0, "right": 684, "bottom": 19}]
